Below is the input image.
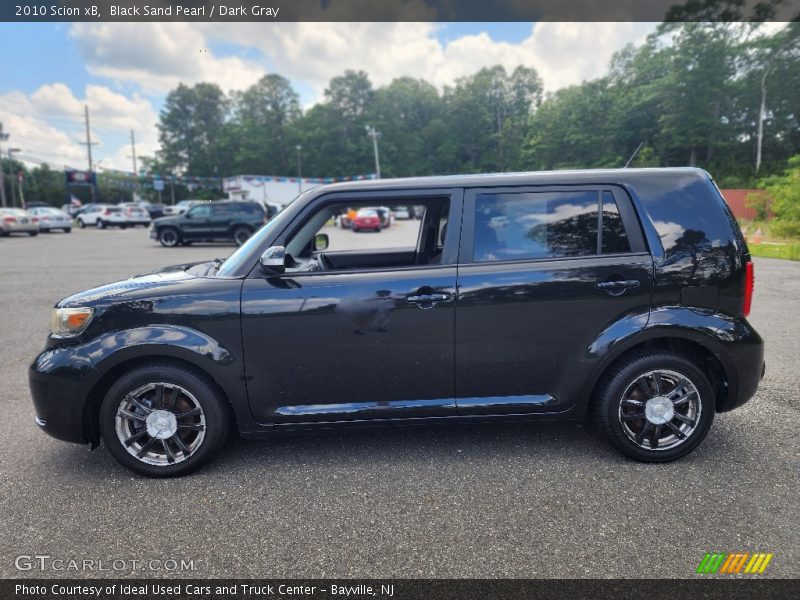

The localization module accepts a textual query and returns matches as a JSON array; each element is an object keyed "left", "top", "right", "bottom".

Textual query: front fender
[{"left": 84, "top": 325, "right": 236, "bottom": 374}]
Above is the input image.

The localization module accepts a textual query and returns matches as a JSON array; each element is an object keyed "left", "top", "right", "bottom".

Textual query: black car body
[
  {"left": 30, "top": 168, "right": 764, "bottom": 476},
  {"left": 150, "top": 200, "right": 265, "bottom": 247}
]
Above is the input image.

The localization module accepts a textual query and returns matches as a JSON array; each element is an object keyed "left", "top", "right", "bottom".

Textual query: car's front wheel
[
  {"left": 593, "top": 351, "right": 715, "bottom": 462},
  {"left": 99, "top": 362, "right": 230, "bottom": 477},
  {"left": 232, "top": 226, "right": 252, "bottom": 246},
  {"left": 158, "top": 227, "right": 180, "bottom": 247}
]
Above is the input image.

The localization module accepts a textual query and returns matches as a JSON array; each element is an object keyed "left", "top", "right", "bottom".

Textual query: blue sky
[{"left": 0, "top": 21, "right": 654, "bottom": 173}]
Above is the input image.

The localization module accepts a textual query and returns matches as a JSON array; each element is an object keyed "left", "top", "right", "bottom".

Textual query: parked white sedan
[
  {"left": 76, "top": 205, "right": 129, "bottom": 229},
  {"left": 28, "top": 207, "right": 72, "bottom": 233},
  {"left": 0, "top": 208, "right": 39, "bottom": 237}
]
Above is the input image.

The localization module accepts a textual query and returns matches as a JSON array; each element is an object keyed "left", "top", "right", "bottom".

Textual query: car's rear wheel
[
  {"left": 64, "top": 228, "right": 72, "bottom": 233},
  {"left": 232, "top": 226, "right": 252, "bottom": 246},
  {"left": 593, "top": 351, "right": 714, "bottom": 462},
  {"left": 99, "top": 362, "right": 230, "bottom": 477},
  {"left": 28, "top": 231, "right": 38, "bottom": 237},
  {"left": 77, "top": 219, "right": 86, "bottom": 229},
  {"left": 158, "top": 227, "right": 180, "bottom": 247},
  {"left": 97, "top": 219, "right": 106, "bottom": 229}
]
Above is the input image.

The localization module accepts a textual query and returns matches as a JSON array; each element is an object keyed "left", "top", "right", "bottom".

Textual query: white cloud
[
  {"left": 202, "top": 21, "right": 657, "bottom": 96},
  {"left": 0, "top": 84, "right": 158, "bottom": 171},
  {"left": 68, "top": 21, "right": 657, "bottom": 102},
  {"left": 70, "top": 22, "right": 264, "bottom": 93}
]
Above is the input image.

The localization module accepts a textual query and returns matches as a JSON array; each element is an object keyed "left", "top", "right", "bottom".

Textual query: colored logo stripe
[{"left": 697, "top": 552, "right": 773, "bottom": 574}]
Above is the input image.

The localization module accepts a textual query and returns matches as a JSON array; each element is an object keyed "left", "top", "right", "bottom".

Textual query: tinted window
[
  {"left": 189, "top": 205, "right": 211, "bottom": 218},
  {"left": 473, "top": 191, "right": 599, "bottom": 262},
  {"left": 211, "top": 204, "right": 235, "bottom": 217},
  {"left": 601, "top": 191, "right": 630, "bottom": 254},
  {"left": 238, "top": 203, "right": 264, "bottom": 215}
]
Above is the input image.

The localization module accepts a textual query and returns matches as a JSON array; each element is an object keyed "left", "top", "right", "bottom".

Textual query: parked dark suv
[
  {"left": 150, "top": 200, "right": 265, "bottom": 247},
  {"left": 30, "top": 168, "right": 763, "bottom": 477}
]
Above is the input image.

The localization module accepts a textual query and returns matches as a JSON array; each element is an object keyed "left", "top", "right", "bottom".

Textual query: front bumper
[{"left": 29, "top": 345, "right": 103, "bottom": 444}]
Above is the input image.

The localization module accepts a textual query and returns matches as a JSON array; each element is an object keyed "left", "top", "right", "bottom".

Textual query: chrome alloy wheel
[
  {"left": 115, "top": 383, "right": 206, "bottom": 466},
  {"left": 617, "top": 369, "right": 701, "bottom": 451}
]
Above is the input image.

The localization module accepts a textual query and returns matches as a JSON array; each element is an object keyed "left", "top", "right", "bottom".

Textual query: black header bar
[{"left": 2, "top": 0, "right": 799, "bottom": 22}]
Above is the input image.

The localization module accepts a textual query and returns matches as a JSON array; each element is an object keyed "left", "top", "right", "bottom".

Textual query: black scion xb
[{"left": 30, "top": 168, "right": 764, "bottom": 477}]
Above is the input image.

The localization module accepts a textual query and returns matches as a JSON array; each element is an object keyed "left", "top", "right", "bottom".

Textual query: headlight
[{"left": 50, "top": 307, "right": 94, "bottom": 337}]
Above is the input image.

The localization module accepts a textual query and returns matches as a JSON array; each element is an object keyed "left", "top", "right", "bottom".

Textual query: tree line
[
  {"left": 150, "top": 20, "right": 799, "bottom": 187},
  {"left": 3, "top": 18, "right": 798, "bottom": 208}
]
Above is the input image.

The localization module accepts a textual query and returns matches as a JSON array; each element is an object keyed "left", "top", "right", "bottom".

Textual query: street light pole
[
  {"left": 365, "top": 126, "right": 381, "bottom": 179},
  {"left": 296, "top": 145, "right": 302, "bottom": 193},
  {"left": 0, "top": 122, "right": 8, "bottom": 207}
]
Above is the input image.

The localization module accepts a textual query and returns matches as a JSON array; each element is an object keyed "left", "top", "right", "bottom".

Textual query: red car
[{"left": 351, "top": 208, "right": 382, "bottom": 232}]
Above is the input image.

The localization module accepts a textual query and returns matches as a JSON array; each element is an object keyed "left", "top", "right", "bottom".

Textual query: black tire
[
  {"left": 99, "top": 362, "right": 230, "bottom": 477},
  {"left": 29, "top": 231, "right": 38, "bottom": 237},
  {"left": 77, "top": 219, "right": 86, "bottom": 229},
  {"left": 232, "top": 226, "right": 252, "bottom": 246},
  {"left": 592, "top": 350, "right": 715, "bottom": 463},
  {"left": 41, "top": 228, "right": 50, "bottom": 233},
  {"left": 158, "top": 227, "right": 181, "bottom": 247},
  {"left": 64, "top": 228, "right": 72, "bottom": 234},
  {"left": 97, "top": 219, "right": 106, "bottom": 229}
]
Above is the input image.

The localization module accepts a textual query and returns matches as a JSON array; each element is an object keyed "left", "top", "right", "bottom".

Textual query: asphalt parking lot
[{"left": 0, "top": 227, "right": 797, "bottom": 578}]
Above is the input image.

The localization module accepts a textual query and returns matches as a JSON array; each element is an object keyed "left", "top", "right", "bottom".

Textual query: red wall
[{"left": 719, "top": 189, "right": 771, "bottom": 220}]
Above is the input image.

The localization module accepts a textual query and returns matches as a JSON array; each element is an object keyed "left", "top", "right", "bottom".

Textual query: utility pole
[
  {"left": 0, "top": 122, "right": 8, "bottom": 207},
  {"left": 80, "top": 105, "right": 98, "bottom": 202},
  {"left": 8, "top": 148, "right": 21, "bottom": 207},
  {"left": 365, "top": 126, "right": 381, "bottom": 178},
  {"left": 129, "top": 129, "right": 138, "bottom": 175},
  {"left": 296, "top": 145, "right": 302, "bottom": 193}
]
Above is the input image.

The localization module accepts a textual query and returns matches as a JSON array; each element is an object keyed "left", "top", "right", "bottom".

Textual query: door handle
[
  {"left": 596, "top": 279, "right": 640, "bottom": 296},
  {"left": 406, "top": 292, "right": 452, "bottom": 309}
]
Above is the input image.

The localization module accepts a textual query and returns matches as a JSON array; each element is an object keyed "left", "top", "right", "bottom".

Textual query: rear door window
[{"left": 472, "top": 190, "right": 631, "bottom": 262}]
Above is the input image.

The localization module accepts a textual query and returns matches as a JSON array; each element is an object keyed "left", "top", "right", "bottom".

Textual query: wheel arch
[
  {"left": 580, "top": 330, "right": 730, "bottom": 419},
  {"left": 83, "top": 351, "right": 239, "bottom": 447}
]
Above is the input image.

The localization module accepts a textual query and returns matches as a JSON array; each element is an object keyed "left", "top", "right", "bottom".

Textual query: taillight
[
  {"left": 32, "top": 218, "right": 39, "bottom": 224},
  {"left": 3, "top": 217, "right": 16, "bottom": 223},
  {"left": 743, "top": 261, "right": 754, "bottom": 317}
]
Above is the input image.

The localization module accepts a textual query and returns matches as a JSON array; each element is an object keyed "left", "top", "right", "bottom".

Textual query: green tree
[
  {"left": 157, "top": 83, "right": 229, "bottom": 176},
  {"left": 758, "top": 155, "right": 800, "bottom": 238},
  {"left": 231, "top": 74, "right": 301, "bottom": 174},
  {"left": 445, "top": 65, "right": 542, "bottom": 172},
  {"left": 370, "top": 77, "right": 443, "bottom": 177}
]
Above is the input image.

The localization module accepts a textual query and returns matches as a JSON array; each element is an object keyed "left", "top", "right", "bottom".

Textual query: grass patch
[{"left": 748, "top": 242, "right": 800, "bottom": 261}]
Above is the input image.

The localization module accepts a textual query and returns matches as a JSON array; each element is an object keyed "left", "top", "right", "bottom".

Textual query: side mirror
[
  {"left": 260, "top": 245, "right": 286, "bottom": 274},
  {"left": 313, "top": 233, "right": 329, "bottom": 252}
]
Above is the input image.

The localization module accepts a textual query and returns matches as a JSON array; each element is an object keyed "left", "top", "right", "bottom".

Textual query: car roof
[{"left": 310, "top": 167, "right": 711, "bottom": 194}]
